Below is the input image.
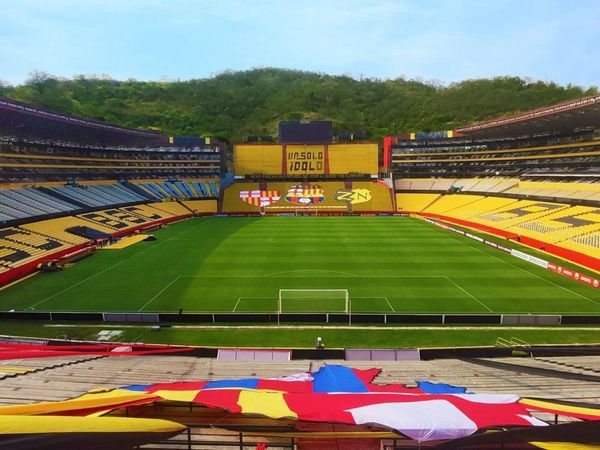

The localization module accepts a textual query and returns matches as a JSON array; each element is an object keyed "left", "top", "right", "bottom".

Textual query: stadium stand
[
  {"left": 387, "top": 95, "right": 600, "bottom": 267},
  {"left": 397, "top": 192, "right": 600, "bottom": 261},
  {"left": 0, "top": 99, "right": 225, "bottom": 284},
  {"left": 395, "top": 193, "right": 440, "bottom": 212},
  {"left": 387, "top": 95, "right": 600, "bottom": 179},
  {"left": 0, "top": 180, "right": 218, "bottom": 225},
  {"left": 0, "top": 198, "right": 226, "bottom": 284},
  {"left": 0, "top": 96, "right": 224, "bottom": 183},
  {"left": 395, "top": 177, "right": 600, "bottom": 203},
  {"left": 222, "top": 180, "right": 394, "bottom": 214},
  {"left": 133, "top": 180, "right": 218, "bottom": 200},
  {"left": 0, "top": 354, "right": 598, "bottom": 448},
  {"left": 182, "top": 199, "right": 218, "bottom": 214}
]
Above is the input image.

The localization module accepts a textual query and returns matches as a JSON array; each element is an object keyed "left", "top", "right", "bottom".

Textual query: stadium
[{"left": 1, "top": 91, "right": 600, "bottom": 449}]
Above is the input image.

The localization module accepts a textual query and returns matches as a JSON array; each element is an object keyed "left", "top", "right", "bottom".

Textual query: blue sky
[{"left": 0, "top": 0, "right": 598, "bottom": 87}]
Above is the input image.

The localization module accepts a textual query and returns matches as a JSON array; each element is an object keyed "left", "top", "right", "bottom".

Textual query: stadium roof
[
  {"left": 0, "top": 96, "right": 168, "bottom": 147},
  {"left": 455, "top": 93, "right": 600, "bottom": 138}
]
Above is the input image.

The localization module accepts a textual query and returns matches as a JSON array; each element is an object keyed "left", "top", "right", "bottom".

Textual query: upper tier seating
[
  {"left": 135, "top": 181, "right": 218, "bottom": 200},
  {"left": 391, "top": 138, "right": 600, "bottom": 178},
  {"left": 0, "top": 180, "right": 218, "bottom": 224},
  {"left": 47, "top": 184, "right": 146, "bottom": 208}
]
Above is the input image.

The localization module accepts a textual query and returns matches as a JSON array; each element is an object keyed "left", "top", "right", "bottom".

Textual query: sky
[{"left": 0, "top": 0, "right": 598, "bottom": 87}]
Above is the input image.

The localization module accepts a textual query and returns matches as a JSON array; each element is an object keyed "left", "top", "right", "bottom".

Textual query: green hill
[{"left": 1, "top": 68, "right": 596, "bottom": 142}]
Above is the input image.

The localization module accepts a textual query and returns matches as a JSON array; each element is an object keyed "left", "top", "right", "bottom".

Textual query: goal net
[{"left": 278, "top": 289, "right": 350, "bottom": 313}]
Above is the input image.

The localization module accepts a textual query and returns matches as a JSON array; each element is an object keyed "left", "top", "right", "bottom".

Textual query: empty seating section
[
  {"left": 439, "top": 196, "right": 519, "bottom": 220},
  {"left": 395, "top": 193, "right": 440, "bottom": 212},
  {"left": 421, "top": 195, "right": 485, "bottom": 215},
  {"left": 0, "top": 227, "right": 70, "bottom": 269},
  {"left": 399, "top": 190, "right": 600, "bottom": 258},
  {"left": 77, "top": 207, "right": 167, "bottom": 232},
  {"left": 182, "top": 200, "right": 217, "bottom": 213},
  {"left": 0, "top": 180, "right": 218, "bottom": 223},
  {"left": 134, "top": 181, "right": 218, "bottom": 200},
  {"left": 48, "top": 184, "right": 145, "bottom": 208},
  {"left": 21, "top": 217, "right": 94, "bottom": 245},
  {"left": 396, "top": 178, "right": 598, "bottom": 202},
  {"left": 0, "top": 188, "right": 79, "bottom": 221},
  {"left": 147, "top": 202, "right": 192, "bottom": 216},
  {"left": 0, "top": 190, "right": 60, "bottom": 220},
  {"left": 407, "top": 179, "right": 433, "bottom": 190},
  {"left": 0, "top": 200, "right": 206, "bottom": 277},
  {"left": 504, "top": 181, "right": 600, "bottom": 201},
  {"left": 118, "top": 204, "right": 174, "bottom": 220}
]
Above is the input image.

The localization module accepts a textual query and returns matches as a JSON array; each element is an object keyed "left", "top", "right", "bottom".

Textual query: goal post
[{"left": 277, "top": 289, "right": 350, "bottom": 314}]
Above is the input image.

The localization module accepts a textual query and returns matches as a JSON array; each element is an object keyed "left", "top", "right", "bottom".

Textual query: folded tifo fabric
[{"left": 0, "top": 365, "right": 598, "bottom": 443}]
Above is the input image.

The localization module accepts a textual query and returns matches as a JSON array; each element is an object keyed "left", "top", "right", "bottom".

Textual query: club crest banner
[
  {"left": 285, "top": 185, "right": 325, "bottom": 205},
  {"left": 239, "top": 190, "right": 281, "bottom": 207},
  {"left": 334, "top": 189, "right": 372, "bottom": 205}
]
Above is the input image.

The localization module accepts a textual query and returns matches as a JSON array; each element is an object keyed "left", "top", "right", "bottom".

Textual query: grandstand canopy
[
  {"left": 455, "top": 94, "right": 600, "bottom": 138},
  {"left": 0, "top": 96, "right": 168, "bottom": 147}
]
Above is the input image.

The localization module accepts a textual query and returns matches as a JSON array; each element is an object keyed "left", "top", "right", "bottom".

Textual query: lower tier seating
[
  {"left": 0, "top": 201, "right": 212, "bottom": 279},
  {"left": 396, "top": 193, "right": 600, "bottom": 259}
]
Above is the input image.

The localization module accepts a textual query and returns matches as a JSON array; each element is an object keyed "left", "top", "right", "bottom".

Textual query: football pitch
[{"left": 1, "top": 216, "right": 600, "bottom": 315}]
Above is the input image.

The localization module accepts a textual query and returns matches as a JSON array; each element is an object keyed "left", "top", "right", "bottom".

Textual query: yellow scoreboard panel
[{"left": 234, "top": 143, "right": 378, "bottom": 176}]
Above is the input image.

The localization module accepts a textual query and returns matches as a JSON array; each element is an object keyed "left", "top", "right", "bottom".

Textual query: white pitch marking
[
  {"left": 384, "top": 297, "right": 395, "bottom": 312},
  {"left": 233, "top": 297, "right": 242, "bottom": 312},
  {"left": 26, "top": 232, "right": 178, "bottom": 310},
  {"left": 444, "top": 276, "right": 493, "bottom": 312},
  {"left": 138, "top": 275, "right": 181, "bottom": 311},
  {"left": 440, "top": 229, "right": 600, "bottom": 307}
]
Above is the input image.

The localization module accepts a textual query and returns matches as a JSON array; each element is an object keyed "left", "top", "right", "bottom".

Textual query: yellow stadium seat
[
  {"left": 395, "top": 193, "right": 440, "bottom": 212},
  {"left": 181, "top": 200, "right": 217, "bottom": 213}
]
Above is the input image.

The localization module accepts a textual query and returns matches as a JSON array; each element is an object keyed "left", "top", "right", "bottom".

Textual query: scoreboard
[
  {"left": 278, "top": 120, "right": 333, "bottom": 144},
  {"left": 234, "top": 143, "right": 378, "bottom": 176}
]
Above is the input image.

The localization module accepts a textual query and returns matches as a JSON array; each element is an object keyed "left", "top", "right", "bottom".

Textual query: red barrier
[
  {"left": 418, "top": 212, "right": 519, "bottom": 240},
  {"left": 0, "top": 242, "right": 91, "bottom": 286},
  {"left": 0, "top": 342, "right": 195, "bottom": 360},
  {"left": 383, "top": 136, "right": 392, "bottom": 170},
  {"left": 111, "top": 214, "right": 192, "bottom": 238},
  {"left": 424, "top": 217, "right": 600, "bottom": 288},
  {"left": 0, "top": 214, "right": 194, "bottom": 287}
]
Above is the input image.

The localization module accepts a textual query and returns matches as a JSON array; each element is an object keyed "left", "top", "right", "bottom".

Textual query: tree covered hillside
[{"left": 1, "top": 68, "right": 596, "bottom": 142}]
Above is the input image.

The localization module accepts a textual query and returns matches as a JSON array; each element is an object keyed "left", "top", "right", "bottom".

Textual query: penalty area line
[
  {"left": 352, "top": 296, "right": 395, "bottom": 312},
  {"left": 439, "top": 229, "right": 600, "bottom": 307},
  {"left": 138, "top": 275, "right": 181, "bottom": 312},
  {"left": 444, "top": 276, "right": 493, "bottom": 312}
]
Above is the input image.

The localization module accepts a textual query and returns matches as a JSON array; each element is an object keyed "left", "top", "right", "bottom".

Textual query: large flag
[
  {"left": 0, "top": 415, "right": 184, "bottom": 450},
  {"left": 1, "top": 365, "right": 598, "bottom": 443},
  {"left": 120, "top": 365, "right": 545, "bottom": 441}
]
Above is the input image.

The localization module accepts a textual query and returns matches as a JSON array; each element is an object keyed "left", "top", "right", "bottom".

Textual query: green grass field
[{"left": 1, "top": 216, "right": 600, "bottom": 315}]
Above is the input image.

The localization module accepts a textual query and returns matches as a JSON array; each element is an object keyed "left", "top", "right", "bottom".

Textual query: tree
[{"left": 2, "top": 68, "right": 596, "bottom": 141}]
